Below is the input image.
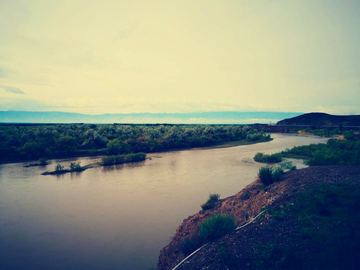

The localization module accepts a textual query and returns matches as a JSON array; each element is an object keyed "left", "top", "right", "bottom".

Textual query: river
[{"left": 0, "top": 134, "right": 327, "bottom": 270}]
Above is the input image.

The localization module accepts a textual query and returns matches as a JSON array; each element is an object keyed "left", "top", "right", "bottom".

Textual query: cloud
[
  {"left": 0, "top": 85, "right": 25, "bottom": 94},
  {"left": 0, "top": 69, "right": 5, "bottom": 78}
]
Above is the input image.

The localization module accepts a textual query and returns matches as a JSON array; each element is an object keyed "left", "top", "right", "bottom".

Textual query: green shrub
[
  {"left": 55, "top": 163, "right": 64, "bottom": 171},
  {"left": 216, "top": 242, "right": 235, "bottom": 264},
  {"left": 344, "top": 131, "right": 355, "bottom": 141},
  {"left": 253, "top": 242, "right": 290, "bottom": 269},
  {"left": 258, "top": 166, "right": 273, "bottom": 186},
  {"left": 70, "top": 162, "right": 82, "bottom": 171},
  {"left": 254, "top": 152, "right": 282, "bottom": 163},
  {"left": 180, "top": 236, "right": 202, "bottom": 255},
  {"left": 254, "top": 152, "right": 265, "bottom": 162},
  {"left": 258, "top": 166, "right": 284, "bottom": 186},
  {"left": 199, "top": 214, "right": 236, "bottom": 241},
  {"left": 280, "top": 161, "right": 296, "bottom": 171},
  {"left": 201, "top": 193, "right": 220, "bottom": 210},
  {"left": 272, "top": 167, "right": 284, "bottom": 182}
]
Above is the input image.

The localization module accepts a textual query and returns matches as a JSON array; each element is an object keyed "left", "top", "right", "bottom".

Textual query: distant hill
[
  {"left": 277, "top": 112, "right": 360, "bottom": 126},
  {"left": 0, "top": 111, "right": 301, "bottom": 124}
]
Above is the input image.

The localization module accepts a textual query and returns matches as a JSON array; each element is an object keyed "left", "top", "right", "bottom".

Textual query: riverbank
[
  {"left": 1, "top": 138, "right": 272, "bottom": 166},
  {"left": 158, "top": 166, "right": 360, "bottom": 269},
  {"left": 0, "top": 124, "right": 270, "bottom": 165},
  {"left": 145, "top": 137, "right": 273, "bottom": 156}
]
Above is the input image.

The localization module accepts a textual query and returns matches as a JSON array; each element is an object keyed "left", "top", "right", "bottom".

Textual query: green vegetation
[
  {"left": 179, "top": 214, "right": 236, "bottom": 255},
  {"left": 272, "top": 167, "right": 284, "bottom": 182},
  {"left": 280, "top": 137, "right": 360, "bottom": 166},
  {"left": 216, "top": 242, "right": 236, "bottom": 266},
  {"left": 199, "top": 214, "right": 236, "bottom": 241},
  {"left": 254, "top": 152, "right": 282, "bottom": 163},
  {"left": 180, "top": 236, "right": 202, "bottom": 256},
  {"left": 55, "top": 163, "right": 64, "bottom": 171},
  {"left": 253, "top": 241, "right": 292, "bottom": 270},
  {"left": 24, "top": 157, "right": 50, "bottom": 167},
  {"left": 0, "top": 124, "right": 271, "bottom": 163},
  {"left": 42, "top": 153, "right": 146, "bottom": 175},
  {"left": 258, "top": 167, "right": 272, "bottom": 185},
  {"left": 258, "top": 166, "right": 284, "bottom": 186},
  {"left": 101, "top": 152, "right": 146, "bottom": 166},
  {"left": 301, "top": 127, "right": 355, "bottom": 138},
  {"left": 69, "top": 162, "right": 82, "bottom": 171},
  {"left": 279, "top": 161, "right": 296, "bottom": 171},
  {"left": 201, "top": 194, "right": 220, "bottom": 210},
  {"left": 254, "top": 183, "right": 360, "bottom": 269},
  {"left": 46, "top": 162, "right": 84, "bottom": 175}
]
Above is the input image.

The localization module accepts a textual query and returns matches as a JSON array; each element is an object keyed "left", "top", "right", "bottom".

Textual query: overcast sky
[{"left": 0, "top": 0, "right": 359, "bottom": 114}]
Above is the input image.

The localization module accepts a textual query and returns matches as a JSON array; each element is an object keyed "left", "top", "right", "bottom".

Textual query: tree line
[{"left": 0, "top": 124, "right": 270, "bottom": 163}]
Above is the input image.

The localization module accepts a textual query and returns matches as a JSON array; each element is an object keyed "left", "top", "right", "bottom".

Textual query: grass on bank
[
  {"left": 199, "top": 214, "right": 236, "bottom": 241},
  {"left": 254, "top": 183, "right": 360, "bottom": 269},
  {"left": 180, "top": 214, "right": 236, "bottom": 255}
]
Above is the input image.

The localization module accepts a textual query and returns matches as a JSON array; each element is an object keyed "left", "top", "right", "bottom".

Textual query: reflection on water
[
  {"left": 101, "top": 161, "right": 147, "bottom": 172},
  {"left": 0, "top": 134, "right": 327, "bottom": 270}
]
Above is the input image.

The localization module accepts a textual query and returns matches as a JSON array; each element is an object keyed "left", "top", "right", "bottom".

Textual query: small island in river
[{"left": 41, "top": 152, "right": 146, "bottom": 175}]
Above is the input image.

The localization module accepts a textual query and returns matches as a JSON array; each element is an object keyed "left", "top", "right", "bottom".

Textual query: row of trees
[{"left": 0, "top": 124, "right": 270, "bottom": 162}]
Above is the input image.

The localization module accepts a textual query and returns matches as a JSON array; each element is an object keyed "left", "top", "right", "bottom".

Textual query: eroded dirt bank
[{"left": 158, "top": 166, "right": 360, "bottom": 270}]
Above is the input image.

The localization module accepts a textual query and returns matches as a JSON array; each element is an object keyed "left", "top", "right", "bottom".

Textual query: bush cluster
[
  {"left": 201, "top": 194, "right": 220, "bottom": 210},
  {"left": 254, "top": 152, "right": 282, "bottom": 163},
  {"left": 281, "top": 138, "right": 360, "bottom": 166},
  {"left": 199, "top": 214, "right": 236, "bottom": 241},
  {"left": 280, "top": 161, "right": 297, "bottom": 171},
  {"left": 258, "top": 166, "right": 284, "bottom": 186},
  {"left": 55, "top": 164, "right": 64, "bottom": 171},
  {"left": 69, "top": 162, "right": 82, "bottom": 171},
  {"left": 179, "top": 214, "right": 236, "bottom": 255},
  {"left": 180, "top": 236, "right": 202, "bottom": 256}
]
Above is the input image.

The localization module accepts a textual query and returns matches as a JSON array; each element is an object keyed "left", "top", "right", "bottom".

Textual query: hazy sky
[{"left": 0, "top": 0, "right": 359, "bottom": 114}]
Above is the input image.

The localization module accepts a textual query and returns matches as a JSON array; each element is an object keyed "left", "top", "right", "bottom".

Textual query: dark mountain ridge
[{"left": 277, "top": 112, "right": 360, "bottom": 126}]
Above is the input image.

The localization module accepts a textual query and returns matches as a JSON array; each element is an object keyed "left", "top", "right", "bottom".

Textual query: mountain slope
[{"left": 277, "top": 112, "right": 360, "bottom": 126}]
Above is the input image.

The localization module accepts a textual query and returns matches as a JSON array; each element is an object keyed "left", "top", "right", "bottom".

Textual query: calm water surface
[{"left": 0, "top": 134, "right": 327, "bottom": 270}]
